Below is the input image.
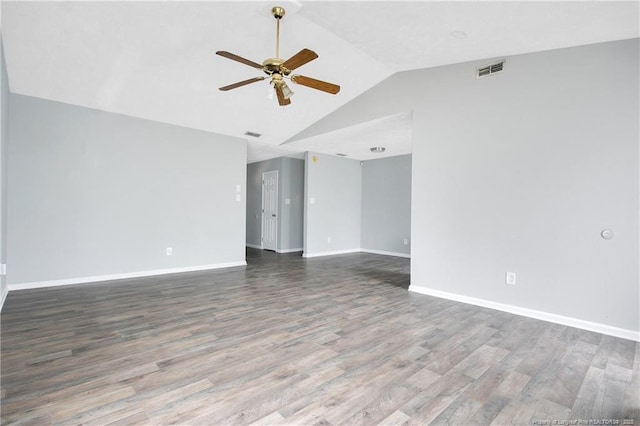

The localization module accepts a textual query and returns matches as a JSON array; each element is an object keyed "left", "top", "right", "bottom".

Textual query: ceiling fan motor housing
[{"left": 262, "top": 58, "right": 291, "bottom": 76}]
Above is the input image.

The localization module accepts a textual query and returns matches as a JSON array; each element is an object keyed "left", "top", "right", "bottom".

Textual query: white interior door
[{"left": 262, "top": 170, "right": 278, "bottom": 251}]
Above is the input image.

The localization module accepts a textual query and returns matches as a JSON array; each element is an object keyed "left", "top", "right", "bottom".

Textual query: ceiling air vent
[
  {"left": 477, "top": 61, "right": 504, "bottom": 78},
  {"left": 244, "top": 131, "right": 261, "bottom": 138}
]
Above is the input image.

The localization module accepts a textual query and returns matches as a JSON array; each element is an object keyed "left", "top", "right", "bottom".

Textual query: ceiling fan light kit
[{"left": 216, "top": 5, "right": 340, "bottom": 106}]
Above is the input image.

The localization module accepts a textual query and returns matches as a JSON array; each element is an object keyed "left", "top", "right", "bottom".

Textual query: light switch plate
[
  {"left": 309, "top": 197, "right": 316, "bottom": 205},
  {"left": 285, "top": 198, "right": 291, "bottom": 205},
  {"left": 505, "top": 272, "right": 516, "bottom": 285}
]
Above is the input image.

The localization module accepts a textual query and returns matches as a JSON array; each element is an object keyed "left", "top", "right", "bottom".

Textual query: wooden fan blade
[
  {"left": 291, "top": 75, "right": 340, "bottom": 94},
  {"left": 219, "top": 77, "right": 266, "bottom": 91},
  {"left": 274, "top": 84, "right": 291, "bottom": 106},
  {"left": 281, "top": 49, "right": 318, "bottom": 72},
  {"left": 216, "top": 51, "right": 263, "bottom": 69}
]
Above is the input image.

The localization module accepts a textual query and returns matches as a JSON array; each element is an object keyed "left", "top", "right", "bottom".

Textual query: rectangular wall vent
[
  {"left": 244, "top": 131, "right": 261, "bottom": 138},
  {"left": 477, "top": 61, "right": 504, "bottom": 78}
]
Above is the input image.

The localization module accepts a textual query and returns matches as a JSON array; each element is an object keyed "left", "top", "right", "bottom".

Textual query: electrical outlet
[
  {"left": 166, "top": 247, "right": 173, "bottom": 256},
  {"left": 0, "top": 264, "right": 6, "bottom": 276},
  {"left": 327, "top": 236, "right": 332, "bottom": 244},
  {"left": 505, "top": 272, "right": 516, "bottom": 285},
  {"left": 404, "top": 238, "right": 408, "bottom": 245}
]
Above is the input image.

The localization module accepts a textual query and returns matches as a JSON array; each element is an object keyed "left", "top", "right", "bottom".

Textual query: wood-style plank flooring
[{"left": 1, "top": 249, "right": 638, "bottom": 425}]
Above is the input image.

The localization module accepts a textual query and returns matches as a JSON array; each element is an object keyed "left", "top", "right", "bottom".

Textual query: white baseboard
[
  {"left": 276, "top": 248, "right": 303, "bottom": 254},
  {"left": 361, "top": 249, "right": 411, "bottom": 259},
  {"left": 408, "top": 284, "right": 640, "bottom": 342},
  {"left": 0, "top": 283, "right": 7, "bottom": 312},
  {"left": 8, "top": 261, "right": 247, "bottom": 291},
  {"left": 303, "top": 248, "right": 412, "bottom": 259},
  {"left": 247, "top": 245, "right": 302, "bottom": 254},
  {"left": 303, "top": 248, "right": 361, "bottom": 258}
]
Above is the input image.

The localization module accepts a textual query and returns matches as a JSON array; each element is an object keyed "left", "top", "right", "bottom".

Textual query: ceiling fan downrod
[{"left": 272, "top": 6, "right": 285, "bottom": 59}]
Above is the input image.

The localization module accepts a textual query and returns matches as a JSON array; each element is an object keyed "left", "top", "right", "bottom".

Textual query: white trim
[
  {"left": 0, "top": 284, "right": 7, "bottom": 312},
  {"left": 360, "top": 249, "right": 411, "bottom": 259},
  {"left": 408, "top": 284, "right": 640, "bottom": 342},
  {"left": 302, "top": 248, "right": 412, "bottom": 259},
  {"left": 246, "top": 245, "right": 302, "bottom": 253},
  {"left": 276, "top": 248, "right": 303, "bottom": 253},
  {"left": 303, "top": 248, "right": 361, "bottom": 258},
  {"left": 8, "top": 261, "right": 247, "bottom": 291}
]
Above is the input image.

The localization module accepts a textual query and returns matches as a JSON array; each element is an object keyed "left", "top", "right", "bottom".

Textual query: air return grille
[
  {"left": 244, "top": 131, "right": 261, "bottom": 138},
  {"left": 477, "top": 61, "right": 504, "bottom": 78}
]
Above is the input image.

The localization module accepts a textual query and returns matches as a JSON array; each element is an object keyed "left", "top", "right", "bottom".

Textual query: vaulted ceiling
[{"left": 1, "top": 1, "right": 638, "bottom": 162}]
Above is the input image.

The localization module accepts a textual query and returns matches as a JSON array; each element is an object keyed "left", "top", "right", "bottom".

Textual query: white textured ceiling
[{"left": 2, "top": 1, "right": 638, "bottom": 163}]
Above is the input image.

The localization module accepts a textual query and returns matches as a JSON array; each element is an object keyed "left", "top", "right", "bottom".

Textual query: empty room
[{"left": 1, "top": 1, "right": 639, "bottom": 425}]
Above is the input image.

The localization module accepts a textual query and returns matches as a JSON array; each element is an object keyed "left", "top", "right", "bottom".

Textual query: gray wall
[
  {"left": 0, "top": 35, "right": 8, "bottom": 306},
  {"left": 246, "top": 157, "right": 304, "bottom": 251},
  {"left": 361, "top": 155, "right": 411, "bottom": 255},
  {"left": 280, "top": 157, "right": 304, "bottom": 251},
  {"left": 304, "top": 151, "right": 361, "bottom": 256},
  {"left": 8, "top": 94, "right": 247, "bottom": 285},
  {"left": 411, "top": 40, "right": 638, "bottom": 334},
  {"left": 294, "top": 39, "right": 640, "bottom": 334}
]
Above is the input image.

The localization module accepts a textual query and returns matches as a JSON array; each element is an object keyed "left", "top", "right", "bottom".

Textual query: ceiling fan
[{"left": 216, "top": 6, "right": 340, "bottom": 106}]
